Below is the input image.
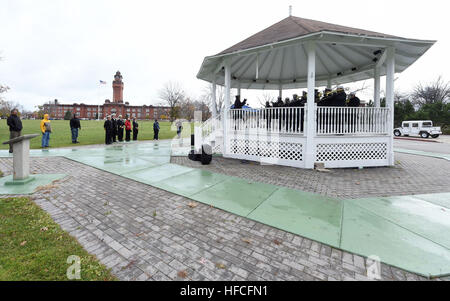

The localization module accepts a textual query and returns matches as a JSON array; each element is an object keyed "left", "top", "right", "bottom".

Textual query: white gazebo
[{"left": 196, "top": 16, "right": 435, "bottom": 169}]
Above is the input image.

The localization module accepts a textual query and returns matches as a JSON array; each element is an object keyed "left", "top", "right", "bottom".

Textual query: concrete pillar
[
  {"left": 386, "top": 47, "right": 395, "bottom": 166},
  {"left": 374, "top": 67, "right": 381, "bottom": 107},
  {"left": 305, "top": 41, "right": 316, "bottom": 169},
  {"left": 13, "top": 139, "right": 30, "bottom": 180}
]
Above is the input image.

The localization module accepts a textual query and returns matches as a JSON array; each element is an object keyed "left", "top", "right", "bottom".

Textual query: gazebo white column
[
  {"left": 237, "top": 82, "right": 241, "bottom": 97},
  {"left": 327, "top": 78, "right": 332, "bottom": 89},
  {"left": 305, "top": 41, "right": 316, "bottom": 169},
  {"left": 223, "top": 59, "right": 231, "bottom": 155},
  {"left": 386, "top": 47, "right": 395, "bottom": 166},
  {"left": 278, "top": 85, "right": 283, "bottom": 99},
  {"left": 211, "top": 78, "right": 217, "bottom": 119},
  {"left": 374, "top": 67, "right": 381, "bottom": 107}
]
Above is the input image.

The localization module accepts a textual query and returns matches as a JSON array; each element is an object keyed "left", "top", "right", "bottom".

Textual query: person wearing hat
[
  {"left": 333, "top": 86, "right": 347, "bottom": 107},
  {"left": 347, "top": 92, "right": 361, "bottom": 131},
  {"left": 111, "top": 114, "right": 117, "bottom": 143},
  {"left": 104, "top": 115, "right": 113, "bottom": 145},
  {"left": 117, "top": 115, "right": 124, "bottom": 142},
  {"left": 347, "top": 92, "right": 361, "bottom": 107}
]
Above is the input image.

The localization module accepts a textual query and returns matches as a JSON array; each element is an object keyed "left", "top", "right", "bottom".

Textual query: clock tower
[{"left": 112, "top": 71, "right": 124, "bottom": 103}]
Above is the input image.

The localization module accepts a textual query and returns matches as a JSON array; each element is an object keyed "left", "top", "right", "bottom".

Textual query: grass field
[
  {"left": 0, "top": 197, "right": 116, "bottom": 281},
  {"left": 0, "top": 120, "right": 194, "bottom": 150}
]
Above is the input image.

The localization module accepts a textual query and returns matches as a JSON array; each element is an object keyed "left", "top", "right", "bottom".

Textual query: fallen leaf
[
  {"left": 177, "top": 270, "right": 188, "bottom": 279},
  {"left": 216, "top": 263, "right": 226, "bottom": 269},
  {"left": 273, "top": 239, "right": 282, "bottom": 246},
  {"left": 20, "top": 241, "right": 27, "bottom": 246},
  {"left": 355, "top": 182, "right": 360, "bottom": 185},
  {"left": 242, "top": 238, "right": 251, "bottom": 244},
  {"left": 40, "top": 227, "right": 49, "bottom": 232},
  {"left": 188, "top": 202, "right": 198, "bottom": 209}
]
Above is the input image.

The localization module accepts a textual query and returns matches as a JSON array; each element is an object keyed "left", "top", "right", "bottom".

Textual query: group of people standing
[
  {"left": 264, "top": 86, "right": 361, "bottom": 109},
  {"left": 103, "top": 114, "right": 140, "bottom": 145}
]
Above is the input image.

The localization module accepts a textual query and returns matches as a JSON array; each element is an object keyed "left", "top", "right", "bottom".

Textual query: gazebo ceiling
[{"left": 197, "top": 16, "right": 436, "bottom": 90}]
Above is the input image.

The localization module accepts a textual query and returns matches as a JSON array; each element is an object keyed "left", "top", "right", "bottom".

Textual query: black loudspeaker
[
  {"left": 188, "top": 150, "right": 201, "bottom": 162},
  {"left": 201, "top": 144, "right": 213, "bottom": 165}
]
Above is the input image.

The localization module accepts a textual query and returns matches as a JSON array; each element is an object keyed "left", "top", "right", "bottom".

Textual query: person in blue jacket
[{"left": 153, "top": 119, "right": 160, "bottom": 140}]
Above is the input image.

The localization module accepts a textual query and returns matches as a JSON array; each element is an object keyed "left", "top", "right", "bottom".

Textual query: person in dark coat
[
  {"left": 116, "top": 115, "right": 124, "bottom": 142},
  {"left": 70, "top": 113, "right": 81, "bottom": 144},
  {"left": 132, "top": 118, "right": 139, "bottom": 141},
  {"left": 347, "top": 92, "right": 361, "bottom": 107},
  {"left": 6, "top": 109, "right": 23, "bottom": 153},
  {"left": 153, "top": 119, "right": 160, "bottom": 140},
  {"left": 332, "top": 86, "right": 347, "bottom": 107},
  {"left": 111, "top": 114, "right": 117, "bottom": 143},
  {"left": 104, "top": 116, "right": 113, "bottom": 145}
]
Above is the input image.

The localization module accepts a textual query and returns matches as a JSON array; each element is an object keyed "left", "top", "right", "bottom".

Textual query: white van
[{"left": 394, "top": 121, "right": 442, "bottom": 139}]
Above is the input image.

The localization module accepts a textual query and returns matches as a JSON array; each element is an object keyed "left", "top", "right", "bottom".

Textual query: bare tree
[
  {"left": 257, "top": 93, "right": 276, "bottom": 107},
  {"left": 158, "top": 82, "right": 185, "bottom": 121},
  {"left": 200, "top": 83, "right": 234, "bottom": 116},
  {"left": 411, "top": 76, "right": 450, "bottom": 106}
]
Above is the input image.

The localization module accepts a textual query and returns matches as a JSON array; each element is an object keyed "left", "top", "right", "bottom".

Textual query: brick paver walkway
[{"left": 1, "top": 153, "right": 449, "bottom": 281}]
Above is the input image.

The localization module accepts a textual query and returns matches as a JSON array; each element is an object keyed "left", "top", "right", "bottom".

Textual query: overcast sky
[{"left": 0, "top": 0, "right": 449, "bottom": 111}]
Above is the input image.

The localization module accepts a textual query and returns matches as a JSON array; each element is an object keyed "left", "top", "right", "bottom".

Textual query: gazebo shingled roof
[
  {"left": 219, "top": 16, "right": 398, "bottom": 55},
  {"left": 198, "top": 16, "right": 436, "bottom": 90}
]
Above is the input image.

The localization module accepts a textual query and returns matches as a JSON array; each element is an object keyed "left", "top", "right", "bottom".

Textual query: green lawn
[
  {"left": 0, "top": 197, "right": 116, "bottom": 281},
  {"left": 0, "top": 120, "right": 194, "bottom": 150}
]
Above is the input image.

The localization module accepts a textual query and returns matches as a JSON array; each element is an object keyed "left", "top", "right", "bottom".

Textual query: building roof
[
  {"left": 219, "top": 16, "right": 398, "bottom": 55},
  {"left": 197, "top": 16, "right": 436, "bottom": 90}
]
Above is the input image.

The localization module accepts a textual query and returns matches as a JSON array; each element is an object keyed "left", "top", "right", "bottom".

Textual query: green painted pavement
[
  {"left": 248, "top": 188, "right": 343, "bottom": 248},
  {"left": 121, "top": 163, "right": 194, "bottom": 185},
  {"left": 395, "top": 148, "right": 450, "bottom": 161},
  {"left": 341, "top": 203, "right": 450, "bottom": 278},
  {"left": 152, "top": 169, "right": 229, "bottom": 198},
  {"left": 0, "top": 174, "right": 66, "bottom": 195},
  {"left": 348, "top": 197, "right": 450, "bottom": 250},
  {"left": 411, "top": 193, "right": 450, "bottom": 209},
  {"left": 191, "top": 178, "right": 279, "bottom": 216},
  {"left": 1, "top": 141, "right": 450, "bottom": 277}
]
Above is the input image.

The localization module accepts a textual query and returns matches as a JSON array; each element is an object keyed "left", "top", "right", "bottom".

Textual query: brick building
[{"left": 43, "top": 71, "right": 170, "bottom": 120}]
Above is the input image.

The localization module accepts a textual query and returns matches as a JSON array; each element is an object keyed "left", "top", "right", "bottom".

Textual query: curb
[{"left": 394, "top": 137, "right": 441, "bottom": 143}]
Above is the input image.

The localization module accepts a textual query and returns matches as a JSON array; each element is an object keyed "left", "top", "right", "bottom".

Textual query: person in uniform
[
  {"left": 111, "top": 114, "right": 117, "bottom": 143},
  {"left": 347, "top": 92, "right": 361, "bottom": 107},
  {"left": 333, "top": 86, "right": 347, "bottom": 107},
  {"left": 104, "top": 115, "right": 113, "bottom": 145},
  {"left": 117, "top": 115, "right": 124, "bottom": 142},
  {"left": 132, "top": 117, "right": 139, "bottom": 141}
]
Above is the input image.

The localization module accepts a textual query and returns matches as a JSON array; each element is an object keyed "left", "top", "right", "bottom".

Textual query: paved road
[{"left": 395, "top": 135, "right": 450, "bottom": 154}]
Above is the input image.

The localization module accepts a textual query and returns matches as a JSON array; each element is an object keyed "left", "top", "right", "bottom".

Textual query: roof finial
[{"left": 289, "top": 5, "right": 292, "bottom": 16}]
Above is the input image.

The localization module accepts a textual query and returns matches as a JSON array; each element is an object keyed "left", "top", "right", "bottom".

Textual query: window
[
  {"left": 412, "top": 123, "right": 419, "bottom": 128},
  {"left": 403, "top": 123, "right": 409, "bottom": 128},
  {"left": 422, "top": 122, "right": 432, "bottom": 127}
]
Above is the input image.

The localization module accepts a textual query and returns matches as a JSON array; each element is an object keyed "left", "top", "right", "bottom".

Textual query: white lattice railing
[
  {"left": 316, "top": 107, "right": 390, "bottom": 135},
  {"left": 229, "top": 107, "right": 305, "bottom": 134}
]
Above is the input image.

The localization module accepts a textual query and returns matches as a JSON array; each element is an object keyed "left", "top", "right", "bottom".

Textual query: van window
[
  {"left": 422, "top": 122, "right": 432, "bottom": 127},
  {"left": 403, "top": 123, "right": 409, "bottom": 128},
  {"left": 412, "top": 123, "right": 419, "bottom": 128}
]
